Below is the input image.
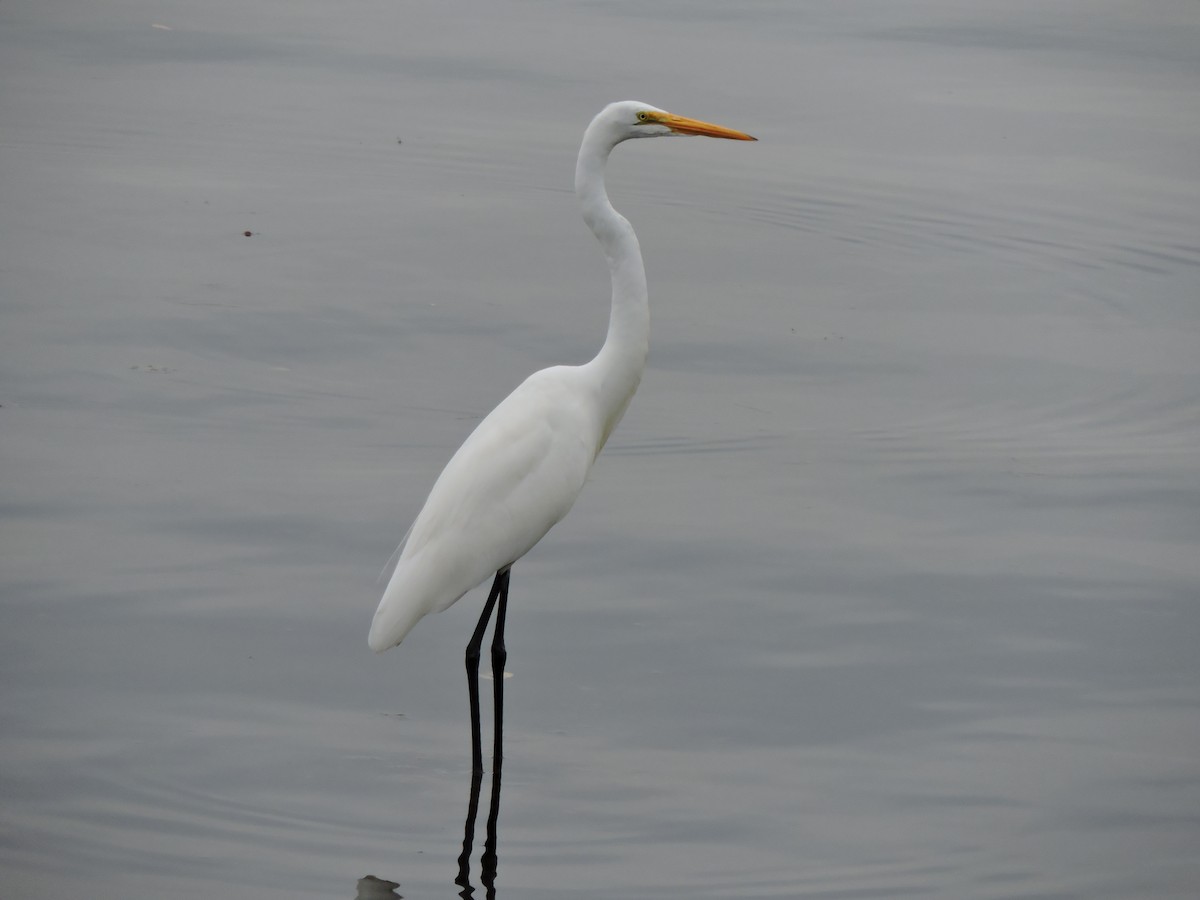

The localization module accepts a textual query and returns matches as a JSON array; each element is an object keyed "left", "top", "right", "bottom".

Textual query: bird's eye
[{"left": 636, "top": 111, "right": 650, "bottom": 122}]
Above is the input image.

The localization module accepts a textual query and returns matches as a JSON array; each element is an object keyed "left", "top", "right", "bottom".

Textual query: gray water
[{"left": 2, "top": 1, "right": 1198, "bottom": 898}]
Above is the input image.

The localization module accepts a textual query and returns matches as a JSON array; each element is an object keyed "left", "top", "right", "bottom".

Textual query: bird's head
[{"left": 597, "top": 100, "right": 757, "bottom": 144}]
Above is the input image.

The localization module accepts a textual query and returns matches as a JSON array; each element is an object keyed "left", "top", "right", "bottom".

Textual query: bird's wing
[{"left": 369, "top": 367, "right": 599, "bottom": 650}]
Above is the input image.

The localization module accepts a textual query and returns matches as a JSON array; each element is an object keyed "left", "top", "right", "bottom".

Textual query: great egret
[{"left": 369, "top": 103, "right": 755, "bottom": 741}]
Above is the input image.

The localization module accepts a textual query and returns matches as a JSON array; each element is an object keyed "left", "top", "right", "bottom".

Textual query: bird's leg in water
[
  {"left": 465, "top": 571, "right": 505, "bottom": 775},
  {"left": 490, "top": 568, "right": 510, "bottom": 768},
  {"left": 458, "top": 569, "right": 510, "bottom": 897},
  {"left": 480, "top": 569, "right": 509, "bottom": 884}
]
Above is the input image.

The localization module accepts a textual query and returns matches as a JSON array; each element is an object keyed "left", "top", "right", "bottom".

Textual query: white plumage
[{"left": 368, "top": 101, "right": 755, "bottom": 653}]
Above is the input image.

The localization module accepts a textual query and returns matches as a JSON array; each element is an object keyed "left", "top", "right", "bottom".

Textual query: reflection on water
[
  {"left": 453, "top": 760, "right": 502, "bottom": 900},
  {"left": 363, "top": 723, "right": 508, "bottom": 900}
]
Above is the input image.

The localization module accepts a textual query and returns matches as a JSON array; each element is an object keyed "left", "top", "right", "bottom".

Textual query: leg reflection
[{"left": 455, "top": 569, "right": 510, "bottom": 899}]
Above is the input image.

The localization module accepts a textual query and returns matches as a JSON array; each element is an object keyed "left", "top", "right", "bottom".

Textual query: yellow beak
[{"left": 655, "top": 112, "right": 757, "bottom": 141}]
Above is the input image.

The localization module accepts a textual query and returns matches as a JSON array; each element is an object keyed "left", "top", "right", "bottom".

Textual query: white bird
[{"left": 368, "top": 102, "right": 755, "bottom": 659}]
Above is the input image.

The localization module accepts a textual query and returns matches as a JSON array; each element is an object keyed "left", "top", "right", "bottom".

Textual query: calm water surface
[{"left": 2, "top": 1, "right": 1198, "bottom": 898}]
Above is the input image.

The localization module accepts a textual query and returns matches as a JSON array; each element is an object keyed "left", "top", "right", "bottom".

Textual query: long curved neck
[{"left": 576, "top": 122, "right": 649, "bottom": 449}]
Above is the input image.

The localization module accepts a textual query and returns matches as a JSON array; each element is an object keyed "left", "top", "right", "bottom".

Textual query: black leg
[
  {"left": 464, "top": 571, "right": 505, "bottom": 775},
  {"left": 490, "top": 568, "right": 510, "bottom": 771},
  {"left": 480, "top": 569, "right": 509, "bottom": 887},
  {"left": 456, "top": 568, "right": 510, "bottom": 899}
]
